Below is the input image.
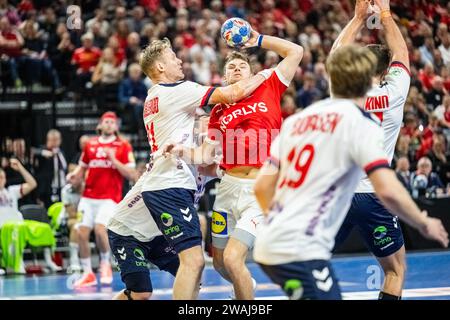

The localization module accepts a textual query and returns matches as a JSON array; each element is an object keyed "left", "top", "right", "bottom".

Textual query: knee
[
  {"left": 78, "top": 228, "right": 90, "bottom": 242},
  {"left": 132, "top": 292, "right": 152, "bottom": 300},
  {"left": 223, "top": 250, "right": 244, "bottom": 275},
  {"left": 181, "top": 252, "right": 205, "bottom": 273}
]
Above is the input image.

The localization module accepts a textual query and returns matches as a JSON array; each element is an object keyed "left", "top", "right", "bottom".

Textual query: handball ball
[{"left": 221, "top": 17, "right": 252, "bottom": 48}]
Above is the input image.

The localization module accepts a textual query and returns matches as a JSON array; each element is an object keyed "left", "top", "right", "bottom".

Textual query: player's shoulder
[
  {"left": 87, "top": 136, "right": 99, "bottom": 146},
  {"left": 210, "top": 103, "right": 224, "bottom": 117}
]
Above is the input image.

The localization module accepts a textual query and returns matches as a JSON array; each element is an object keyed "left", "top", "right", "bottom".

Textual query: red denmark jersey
[
  {"left": 208, "top": 69, "right": 288, "bottom": 170},
  {"left": 79, "top": 136, "right": 135, "bottom": 203}
]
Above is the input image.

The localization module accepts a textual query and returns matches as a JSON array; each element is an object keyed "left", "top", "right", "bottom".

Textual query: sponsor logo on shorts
[
  {"left": 133, "top": 248, "right": 149, "bottom": 268},
  {"left": 212, "top": 211, "right": 227, "bottom": 235},
  {"left": 161, "top": 213, "right": 174, "bottom": 227},
  {"left": 284, "top": 279, "right": 303, "bottom": 300},
  {"left": 373, "top": 225, "right": 393, "bottom": 247}
]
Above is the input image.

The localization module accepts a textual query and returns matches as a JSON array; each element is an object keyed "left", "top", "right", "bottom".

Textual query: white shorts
[
  {"left": 78, "top": 197, "right": 117, "bottom": 228},
  {"left": 212, "top": 174, "right": 264, "bottom": 249}
]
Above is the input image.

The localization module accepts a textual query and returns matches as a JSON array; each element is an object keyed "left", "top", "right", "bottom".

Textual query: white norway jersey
[
  {"left": 108, "top": 169, "right": 161, "bottom": 242},
  {"left": 356, "top": 62, "right": 410, "bottom": 193},
  {"left": 253, "top": 98, "right": 389, "bottom": 265},
  {"left": 141, "top": 81, "right": 214, "bottom": 192}
]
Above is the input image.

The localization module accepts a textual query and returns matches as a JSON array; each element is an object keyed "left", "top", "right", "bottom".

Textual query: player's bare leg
[
  {"left": 212, "top": 247, "right": 232, "bottom": 282},
  {"left": 377, "top": 246, "right": 406, "bottom": 299},
  {"left": 94, "top": 223, "right": 113, "bottom": 284},
  {"left": 223, "top": 238, "right": 254, "bottom": 300},
  {"left": 173, "top": 245, "right": 205, "bottom": 300},
  {"left": 113, "top": 290, "right": 152, "bottom": 300},
  {"left": 74, "top": 226, "right": 97, "bottom": 287}
]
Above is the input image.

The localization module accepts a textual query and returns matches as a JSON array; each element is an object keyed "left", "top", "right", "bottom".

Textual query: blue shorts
[
  {"left": 142, "top": 188, "right": 202, "bottom": 253},
  {"left": 259, "top": 260, "right": 341, "bottom": 300},
  {"left": 335, "top": 193, "right": 404, "bottom": 258},
  {"left": 108, "top": 230, "right": 179, "bottom": 292}
]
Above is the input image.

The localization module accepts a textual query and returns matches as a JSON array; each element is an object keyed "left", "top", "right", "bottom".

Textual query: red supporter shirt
[
  {"left": 0, "top": 30, "right": 22, "bottom": 57},
  {"left": 72, "top": 47, "right": 102, "bottom": 73},
  {"left": 79, "top": 136, "right": 135, "bottom": 203},
  {"left": 208, "top": 69, "right": 288, "bottom": 170}
]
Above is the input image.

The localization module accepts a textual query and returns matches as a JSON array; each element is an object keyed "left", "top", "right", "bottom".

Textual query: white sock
[
  {"left": 100, "top": 252, "right": 111, "bottom": 264},
  {"left": 80, "top": 258, "right": 92, "bottom": 273},
  {"left": 69, "top": 243, "right": 80, "bottom": 266}
]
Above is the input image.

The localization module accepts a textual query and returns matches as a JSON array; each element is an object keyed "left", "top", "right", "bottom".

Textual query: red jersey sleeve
[
  {"left": 79, "top": 141, "right": 90, "bottom": 167},
  {"left": 264, "top": 68, "right": 290, "bottom": 101},
  {"left": 118, "top": 140, "right": 136, "bottom": 167}
]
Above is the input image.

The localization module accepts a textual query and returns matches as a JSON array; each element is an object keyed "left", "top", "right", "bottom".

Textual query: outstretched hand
[
  {"left": 242, "top": 30, "right": 260, "bottom": 49},
  {"left": 374, "top": 0, "right": 390, "bottom": 11},
  {"left": 355, "top": 0, "right": 371, "bottom": 20}
]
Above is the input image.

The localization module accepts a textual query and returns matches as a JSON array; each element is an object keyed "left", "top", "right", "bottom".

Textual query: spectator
[
  {"left": 46, "top": 22, "right": 75, "bottom": 88},
  {"left": 125, "top": 32, "right": 140, "bottom": 64},
  {"left": 281, "top": 94, "right": 297, "bottom": 119},
  {"left": 296, "top": 72, "right": 321, "bottom": 108},
  {"left": 32, "top": 129, "right": 67, "bottom": 209},
  {"left": 118, "top": 63, "right": 147, "bottom": 134},
  {"left": 425, "top": 76, "right": 447, "bottom": 109},
  {"left": 0, "top": 16, "right": 24, "bottom": 88},
  {"left": 0, "top": 159, "right": 37, "bottom": 228},
  {"left": 92, "top": 47, "right": 124, "bottom": 110},
  {"left": 19, "top": 19, "right": 60, "bottom": 88},
  {"left": 438, "top": 32, "right": 450, "bottom": 65},
  {"left": 395, "top": 156, "right": 412, "bottom": 193},
  {"left": 410, "top": 157, "right": 445, "bottom": 198},
  {"left": 426, "top": 133, "right": 449, "bottom": 185},
  {"left": 127, "top": 6, "right": 149, "bottom": 34},
  {"left": 85, "top": 9, "right": 110, "bottom": 39},
  {"left": 71, "top": 33, "right": 102, "bottom": 96}
]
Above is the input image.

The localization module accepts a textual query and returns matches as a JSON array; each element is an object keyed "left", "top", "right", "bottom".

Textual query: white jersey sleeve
[
  {"left": 7, "top": 185, "right": 22, "bottom": 200},
  {"left": 383, "top": 61, "right": 411, "bottom": 109},
  {"left": 349, "top": 113, "right": 390, "bottom": 175},
  {"left": 168, "top": 81, "right": 215, "bottom": 113}
]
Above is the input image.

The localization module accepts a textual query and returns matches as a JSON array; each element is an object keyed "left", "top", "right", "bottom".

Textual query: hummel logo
[{"left": 181, "top": 207, "right": 192, "bottom": 222}]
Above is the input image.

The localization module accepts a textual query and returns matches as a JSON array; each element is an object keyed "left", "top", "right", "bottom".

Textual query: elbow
[
  {"left": 376, "top": 188, "right": 397, "bottom": 208},
  {"left": 288, "top": 45, "right": 304, "bottom": 62},
  {"left": 30, "top": 180, "right": 38, "bottom": 191}
]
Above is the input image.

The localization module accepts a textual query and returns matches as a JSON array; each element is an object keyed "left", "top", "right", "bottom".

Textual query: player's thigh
[
  {"left": 211, "top": 179, "right": 239, "bottom": 250},
  {"left": 232, "top": 206, "right": 263, "bottom": 250},
  {"left": 96, "top": 199, "right": 117, "bottom": 227},
  {"left": 142, "top": 188, "right": 202, "bottom": 254},
  {"left": 258, "top": 260, "right": 342, "bottom": 300},
  {"left": 108, "top": 229, "right": 153, "bottom": 293},
  {"left": 77, "top": 197, "right": 97, "bottom": 229},
  {"left": 352, "top": 193, "right": 405, "bottom": 258},
  {"left": 147, "top": 235, "right": 180, "bottom": 277}
]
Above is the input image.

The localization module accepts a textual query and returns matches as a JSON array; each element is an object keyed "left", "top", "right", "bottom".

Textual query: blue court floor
[{"left": 0, "top": 250, "right": 449, "bottom": 300}]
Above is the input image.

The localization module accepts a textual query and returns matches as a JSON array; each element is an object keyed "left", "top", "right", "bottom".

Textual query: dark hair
[{"left": 365, "top": 44, "right": 392, "bottom": 77}]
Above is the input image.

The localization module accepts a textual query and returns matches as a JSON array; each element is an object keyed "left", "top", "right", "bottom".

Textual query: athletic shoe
[
  {"left": 66, "top": 264, "right": 82, "bottom": 274},
  {"left": 73, "top": 272, "right": 97, "bottom": 288}
]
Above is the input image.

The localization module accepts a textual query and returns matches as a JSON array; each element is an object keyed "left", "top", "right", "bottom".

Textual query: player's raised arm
[
  {"left": 250, "top": 30, "right": 304, "bottom": 85},
  {"left": 375, "top": 0, "right": 410, "bottom": 70},
  {"left": 331, "top": 0, "right": 370, "bottom": 53},
  {"left": 208, "top": 69, "right": 270, "bottom": 105}
]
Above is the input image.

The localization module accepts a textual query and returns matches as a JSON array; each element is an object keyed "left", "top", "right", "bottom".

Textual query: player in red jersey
[
  {"left": 67, "top": 111, "right": 136, "bottom": 287},
  {"left": 164, "top": 29, "right": 304, "bottom": 299}
]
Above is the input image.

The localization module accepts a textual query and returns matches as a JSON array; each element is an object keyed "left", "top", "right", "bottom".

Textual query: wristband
[
  {"left": 257, "top": 34, "right": 264, "bottom": 47},
  {"left": 380, "top": 9, "right": 391, "bottom": 19}
]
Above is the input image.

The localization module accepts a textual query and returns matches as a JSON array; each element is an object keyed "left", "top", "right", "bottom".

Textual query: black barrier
[{"left": 334, "top": 197, "right": 450, "bottom": 254}]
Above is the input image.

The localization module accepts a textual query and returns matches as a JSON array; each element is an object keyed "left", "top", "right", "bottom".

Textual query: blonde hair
[
  {"left": 326, "top": 45, "right": 377, "bottom": 98},
  {"left": 139, "top": 38, "right": 171, "bottom": 79}
]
